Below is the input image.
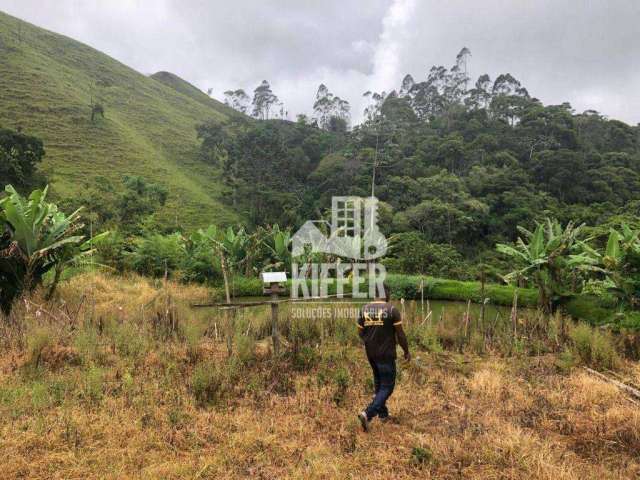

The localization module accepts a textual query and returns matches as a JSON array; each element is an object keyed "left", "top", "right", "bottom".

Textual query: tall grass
[{"left": 1, "top": 272, "right": 639, "bottom": 478}]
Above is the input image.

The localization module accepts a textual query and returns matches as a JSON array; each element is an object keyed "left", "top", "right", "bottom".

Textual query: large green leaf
[
  {"left": 604, "top": 230, "right": 621, "bottom": 266},
  {"left": 1, "top": 184, "right": 90, "bottom": 312}
]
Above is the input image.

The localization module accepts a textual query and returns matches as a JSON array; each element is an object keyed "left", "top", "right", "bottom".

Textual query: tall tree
[
  {"left": 466, "top": 74, "right": 492, "bottom": 110},
  {"left": 362, "top": 90, "right": 387, "bottom": 122},
  {"left": 223, "top": 89, "right": 250, "bottom": 114},
  {"left": 251, "top": 80, "right": 279, "bottom": 120},
  {"left": 313, "top": 84, "right": 350, "bottom": 129}
]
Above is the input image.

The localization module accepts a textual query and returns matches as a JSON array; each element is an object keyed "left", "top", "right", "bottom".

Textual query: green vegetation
[
  {"left": 0, "top": 11, "right": 237, "bottom": 228},
  {"left": 213, "top": 48, "right": 640, "bottom": 276},
  {"left": 198, "top": 273, "right": 538, "bottom": 307},
  {"left": 2, "top": 15, "right": 640, "bottom": 330},
  {"left": 0, "top": 185, "right": 103, "bottom": 313},
  {"left": 568, "top": 322, "right": 619, "bottom": 370},
  {"left": 3, "top": 183, "right": 638, "bottom": 328},
  {"left": 0, "top": 126, "right": 45, "bottom": 191},
  {"left": 497, "top": 219, "right": 598, "bottom": 311},
  {"left": 599, "top": 224, "right": 640, "bottom": 308}
]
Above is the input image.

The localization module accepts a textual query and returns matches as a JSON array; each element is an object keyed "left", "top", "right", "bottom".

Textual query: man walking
[{"left": 357, "top": 284, "right": 410, "bottom": 431}]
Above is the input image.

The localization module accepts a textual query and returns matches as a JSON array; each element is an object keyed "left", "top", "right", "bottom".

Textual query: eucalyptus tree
[
  {"left": 313, "top": 84, "right": 351, "bottom": 129},
  {"left": 362, "top": 90, "right": 387, "bottom": 122},
  {"left": 455, "top": 47, "right": 471, "bottom": 90},
  {"left": 398, "top": 74, "right": 415, "bottom": 98},
  {"left": 251, "top": 80, "right": 279, "bottom": 120},
  {"left": 465, "top": 74, "right": 492, "bottom": 110},
  {"left": 490, "top": 73, "right": 530, "bottom": 125},
  {"left": 223, "top": 89, "right": 250, "bottom": 114}
]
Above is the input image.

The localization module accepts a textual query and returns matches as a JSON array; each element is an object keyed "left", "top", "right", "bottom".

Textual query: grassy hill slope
[
  {"left": 0, "top": 11, "right": 238, "bottom": 228},
  {"left": 150, "top": 71, "right": 239, "bottom": 118}
]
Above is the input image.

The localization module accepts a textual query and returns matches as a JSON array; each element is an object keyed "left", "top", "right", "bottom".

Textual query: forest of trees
[{"left": 205, "top": 48, "right": 639, "bottom": 278}]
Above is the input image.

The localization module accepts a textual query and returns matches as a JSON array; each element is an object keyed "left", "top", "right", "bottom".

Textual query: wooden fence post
[
  {"left": 271, "top": 293, "right": 280, "bottom": 355},
  {"left": 420, "top": 278, "right": 424, "bottom": 320},
  {"left": 511, "top": 291, "right": 518, "bottom": 340}
]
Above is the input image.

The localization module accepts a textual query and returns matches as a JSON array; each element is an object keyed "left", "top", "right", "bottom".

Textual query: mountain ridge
[{"left": 0, "top": 10, "right": 239, "bottom": 228}]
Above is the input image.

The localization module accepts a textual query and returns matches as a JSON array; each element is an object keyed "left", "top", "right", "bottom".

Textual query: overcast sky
[{"left": 1, "top": 0, "right": 639, "bottom": 125}]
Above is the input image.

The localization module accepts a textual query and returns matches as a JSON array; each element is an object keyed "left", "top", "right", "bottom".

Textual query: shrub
[
  {"left": 569, "top": 323, "right": 619, "bottom": 370},
  {"left": 563, "top": 295, "right": 616, "bottom": 326},
  {"left": 408, "top": 324, "right": 442, "bottom": 353},
  {"left": 108, "top": 322, "right": 148, "bottom": 360},
  {"left": 191, "top": 362, "right": 226, "bottom": 406},
  {"left": 129, "top": 233, "right": 186, "bottom": 278},
  {"left": 332, "top": 366, "right": 350, "bottom": 406},
  {"left": 234, "top": 331, "right": 256, "bottom": 366},
  {"left": 181, "top": 320, "right": 206, "bottom": 362},
  {"left": 411, "top": 446, "right": 433, "bottom": 467},
  {"left": 387, "top": 232, "right": 468, "bottom": 279},
  {"left": 230, "top": 276, "right": 263, "bottom": 298},
  {"left": 555, "top": 349, "right": 577, "bottom": 373},
  {"left": 74, "top": 326, "right": 103, "bottom": 365},
  {"left": 81, "top": 366, "right": 104, "bottom": 405},
  {"left": 95, "top": 230, "right": 129, "bottom": 272},
  {"left": 385, "top": 274, "right": 423, "bottom": 299},
  {"left": 26, "top": 327, "right": 54, "bottom": 369},
  {"left": 290, "top": 345, "right": 320, "bottom": 371},
  {"left": 181, "top": 243, "right": 222, "bottom": 284},
  {"left": 181, "top": 235, "right": 222, "bottom": 283}
]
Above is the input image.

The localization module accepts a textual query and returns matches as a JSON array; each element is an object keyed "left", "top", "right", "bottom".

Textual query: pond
[{"left": 224, "top": 296, "right": 518, "bottom": 326}]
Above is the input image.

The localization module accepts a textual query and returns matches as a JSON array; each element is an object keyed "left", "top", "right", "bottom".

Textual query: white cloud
[
  {"left": 368, "top": 0, "right": 417, "bottom": 94},
  {"left": 0, "top": 0, "right": 638, "bottom": 125}
]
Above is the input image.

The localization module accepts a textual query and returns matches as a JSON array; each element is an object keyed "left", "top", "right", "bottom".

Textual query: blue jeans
[{"left": 365, "top": 358, "right": 396, "bottom": 420}]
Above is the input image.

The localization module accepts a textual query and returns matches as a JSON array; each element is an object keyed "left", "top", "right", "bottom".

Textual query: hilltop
[
  {"left": 0, "top": 11, "right": 239, "bottom": 228},
  {"left": 149, "top": 71, "right": 239, "bottom": 118}
]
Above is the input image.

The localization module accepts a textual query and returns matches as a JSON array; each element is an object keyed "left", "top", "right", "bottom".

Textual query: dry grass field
[{"left": 1, "top": 273, "right": 639, "bottom": 479}]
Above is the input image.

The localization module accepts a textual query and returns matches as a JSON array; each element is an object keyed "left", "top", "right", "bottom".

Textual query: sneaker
[{"left": 358, "top": 411, "right": 369, "bottom": 432}]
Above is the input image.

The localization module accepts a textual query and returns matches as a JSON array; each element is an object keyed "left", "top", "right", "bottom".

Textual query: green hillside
[
  {"left": 0, "top": 11, "right": 238, "bottom": 228},
  {"left": 150, "top": 71, "right": 239, "bottom": 117}
]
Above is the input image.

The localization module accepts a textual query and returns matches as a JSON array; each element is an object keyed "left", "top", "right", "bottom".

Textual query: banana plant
[
  {"left": 262, "top": 225, "right": 292, "bottom": 271},
  {"left": 191, "top": 225, "right": 252, "bottom": 357},
  {"left": 0, "top": 185, "right": 93, "bottom": 313},
  {"left": 496, "top": 218, "right": 595, "bottom": 312},
  {"left": 599, "top": 225, "right": 640, "bottom": 309},
  {"left": 193, "top": 225, "right": 250, "bottom": 303}
]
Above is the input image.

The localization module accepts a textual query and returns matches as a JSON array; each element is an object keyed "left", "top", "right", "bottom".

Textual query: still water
[{"left": 230, "top": 297, "right": 515, "bottom": 324}]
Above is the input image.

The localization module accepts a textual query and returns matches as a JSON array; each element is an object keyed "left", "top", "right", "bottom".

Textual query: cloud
[
  {"left": 369, "top": 0, "right": 417, "bottom": 93},
  {"left": 0, "top": 0, "right": 638, "bottom": 124}
]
